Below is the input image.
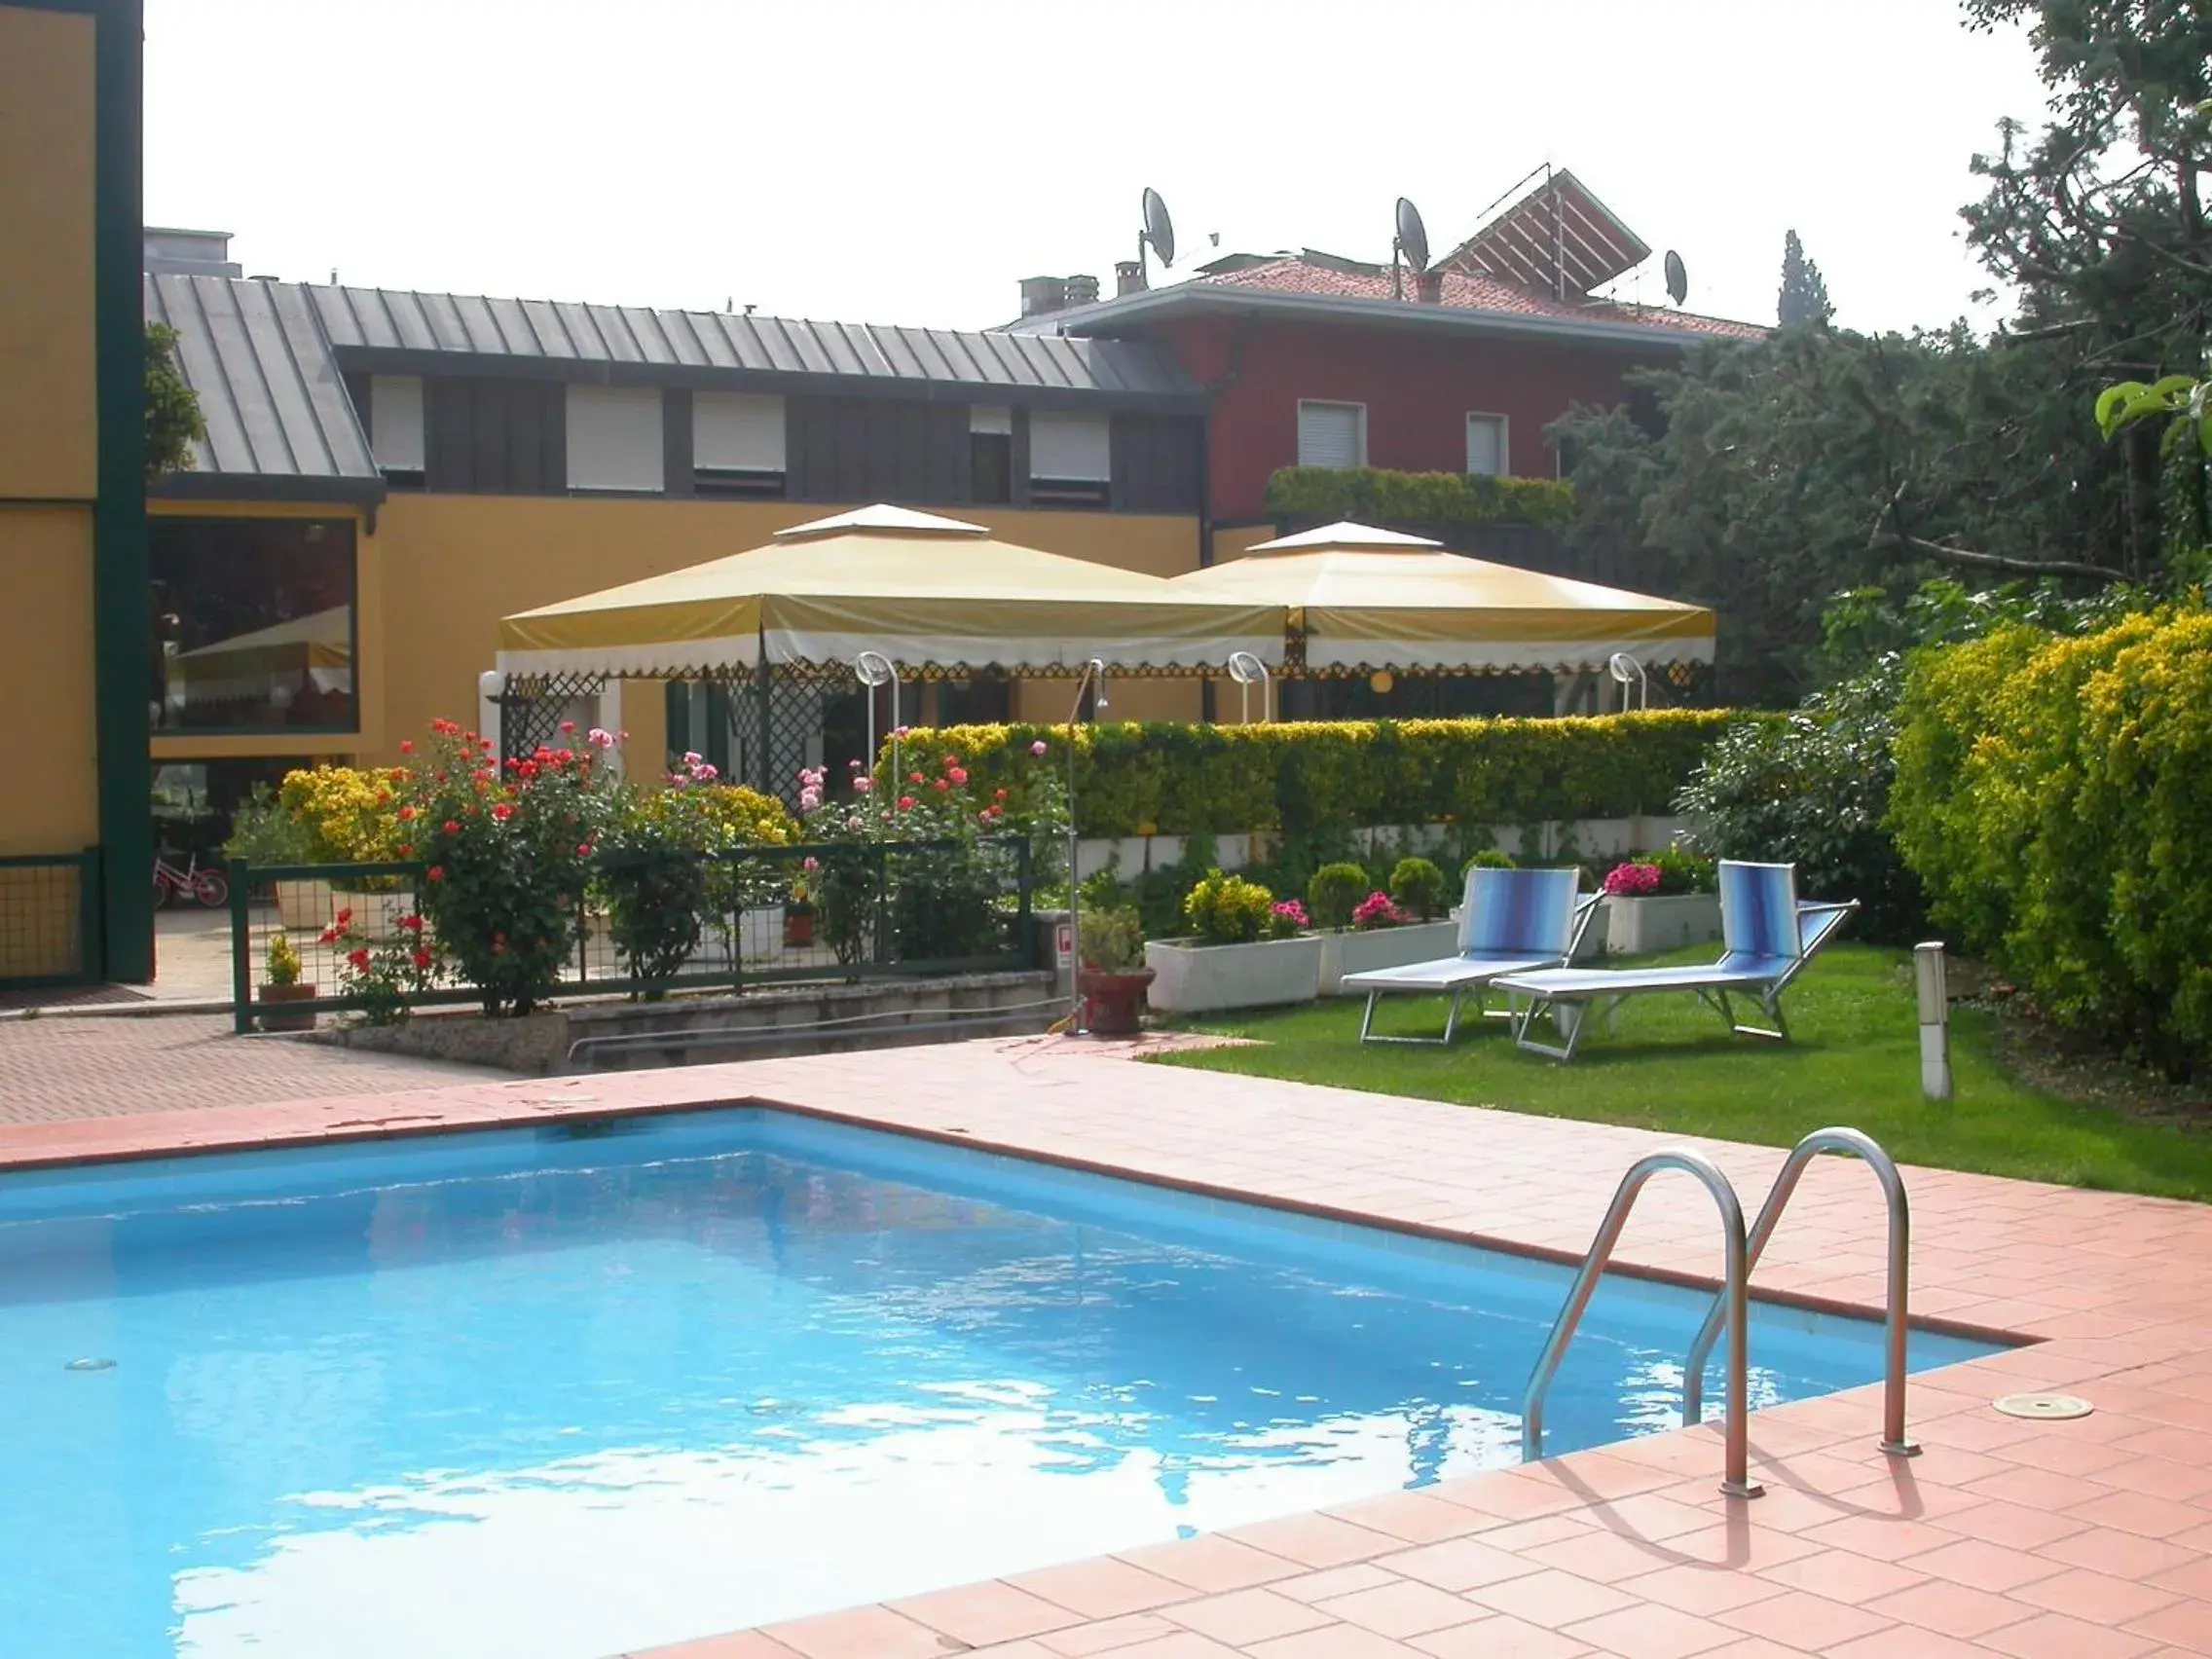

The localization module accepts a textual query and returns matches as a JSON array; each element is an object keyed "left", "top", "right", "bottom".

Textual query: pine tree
[{"left": 1778, "top": 231, "right": 1833, "bottom": 326}]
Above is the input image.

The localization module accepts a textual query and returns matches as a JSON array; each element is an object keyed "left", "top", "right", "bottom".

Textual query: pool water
[{"left": 0, "top": 1108, "right": 2001, "bottom": 1658}]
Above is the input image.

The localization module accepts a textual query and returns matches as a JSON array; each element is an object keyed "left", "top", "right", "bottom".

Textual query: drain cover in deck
[{"left": 1992, "top": 1391, "right": 2092, "bottom": 1419}]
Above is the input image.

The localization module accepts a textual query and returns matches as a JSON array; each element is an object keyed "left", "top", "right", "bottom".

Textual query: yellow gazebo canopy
[
  {"left": 497, "top": 504, "right": 1280, "bottom": 679},
  {"left": 1172, "top": 522, "right": 1715, "bottom": 674}
]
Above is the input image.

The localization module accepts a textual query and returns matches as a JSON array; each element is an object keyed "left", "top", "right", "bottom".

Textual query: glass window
[
  {"left": 1297, "top": 400, "right": 1365, "bottom": 468},
  {"left": 1465, "top": 413, "right": 1508, "bottom": 476},
  {"left": 150, "top": 518, "right": 357, "bottom": 732}
]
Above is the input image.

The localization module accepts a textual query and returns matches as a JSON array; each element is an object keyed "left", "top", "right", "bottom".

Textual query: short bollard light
[{"left": 1914, "top": 941, "right": 1952, "bottom": 1101}]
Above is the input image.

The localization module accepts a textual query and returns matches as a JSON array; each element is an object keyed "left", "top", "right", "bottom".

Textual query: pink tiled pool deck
[{"left": 5, "top": 1034, "right": 2209, "bottom": 1659}]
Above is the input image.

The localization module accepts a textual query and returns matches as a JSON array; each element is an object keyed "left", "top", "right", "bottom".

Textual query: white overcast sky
[{"left": 144, "top": 0, "right": 2052, "bottom": 336}]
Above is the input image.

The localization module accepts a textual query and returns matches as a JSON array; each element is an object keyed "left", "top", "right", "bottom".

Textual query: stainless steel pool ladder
[
  {"left": 1682, "top": 1126, "right": 1919, "bottom": 1458},
  {"left": 1522, "top": 1149, "right": 1764, "bottom": 1498}
]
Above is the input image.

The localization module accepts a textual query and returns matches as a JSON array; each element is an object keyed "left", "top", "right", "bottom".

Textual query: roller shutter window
[
  {"left": 369, "top": 375, "right": 424, "bottom": 486},
  {"left": 693, "top": 391, "right": 787, "bottom": 497},
  {"left": 1297, "top": 400, "right": 1364, "bottom": 469},
  {"left": 1028, "top": 409, "right": 1111, "bottom": 506},
  {"left": 1465, "top": 413, "right": 1508, "bottom": 477},
  {"left": 566, "top": 385, "right": 665, "bottom": 493}
]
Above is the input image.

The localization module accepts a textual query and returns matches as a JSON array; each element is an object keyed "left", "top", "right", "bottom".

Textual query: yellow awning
[
  {"left": 1172, "top": 522, "right": 1715, "bottom": 674},
  {"left": 497, "top": 504, "right": 1281, "bottom": 679}
]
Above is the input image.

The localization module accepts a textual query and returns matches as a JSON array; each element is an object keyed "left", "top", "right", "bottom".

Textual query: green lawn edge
[{"left": 1152, "top": 943, "right": 2212, "bottom": 1202}]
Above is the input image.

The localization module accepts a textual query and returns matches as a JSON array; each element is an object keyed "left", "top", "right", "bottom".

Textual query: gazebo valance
[
  {"left": 497, "top": 504, "right": 1279, "bottom": 680},
  {"left": 1169, "top": 522, "right": 1715, "bottom": 675}
]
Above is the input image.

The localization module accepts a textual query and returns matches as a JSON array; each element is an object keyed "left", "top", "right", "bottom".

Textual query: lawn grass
[{"left": 1155, "top": 942, "right": 2212, "bottom": 1201}]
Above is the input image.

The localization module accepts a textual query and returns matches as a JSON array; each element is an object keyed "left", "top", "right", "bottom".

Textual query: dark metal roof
[
  {"left": 144, "top": 274, "right": 384, "bottom": 503},
  {"left": 308, "top": 285, "right": 1199, "bottom": 406}
]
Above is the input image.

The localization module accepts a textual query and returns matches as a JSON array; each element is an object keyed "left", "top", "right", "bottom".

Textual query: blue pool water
[{"left": 0, "top": 1108, "right": 2002, "bottom": 1659}]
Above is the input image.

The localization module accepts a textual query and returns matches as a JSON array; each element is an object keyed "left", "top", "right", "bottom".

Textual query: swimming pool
[{"left": 0, "top": 1107, "right": 2001, "bottom": 1658}]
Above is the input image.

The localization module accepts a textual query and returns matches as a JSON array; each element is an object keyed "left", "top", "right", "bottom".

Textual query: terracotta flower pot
[
  {"left": 784, "top": 908, "right": 817, "bottom": 947},
  {"left": 1078, "top": 967, "right": 1155, "bottom": 1036},
  {"left": 257, "top": 982, "right": 318, "bottom": 1032}
]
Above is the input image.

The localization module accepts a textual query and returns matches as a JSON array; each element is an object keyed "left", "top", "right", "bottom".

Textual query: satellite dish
[
  {"left": 1141, "top": 188, "right": 1176, "bottom": 269},
  {"left": 1664, "top": 250, "right": 1688, "bottom": 307},
  {"left": 1395, "top": 197, "right": 1430, "bottom": 274}
]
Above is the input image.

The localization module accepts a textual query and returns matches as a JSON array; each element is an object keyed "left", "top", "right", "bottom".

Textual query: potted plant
[
  {"left": 784, "top": 856, "right": 818, "bottom": 948},
  {"left": 256, "top": 933, "right": 317, "bottom": 1031},
  {"left": 1076, "top": 906, "right": 1153, "bottom": 1035},
  {"left": 1312, "top": 858, "right": 1461, "bottom": 995},
  {"left": 1144, "top": 869, "right": 1324, "bottom": 1014},
  {"left": 1602, "top": 846, "right": 1721, "bottom": 954}
]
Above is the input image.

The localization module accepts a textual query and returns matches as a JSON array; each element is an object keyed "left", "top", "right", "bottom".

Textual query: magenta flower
[
  {"left": 1603, "top": 862, "right": 1662, "bottom": 897},
  {"left": 1030, "top": 739, "right": 1049, "bottom": 756}
]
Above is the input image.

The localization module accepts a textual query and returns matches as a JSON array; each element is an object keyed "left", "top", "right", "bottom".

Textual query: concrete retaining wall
[{"left": 313, "top": 970, "right": 1060, "bottom": 1075}]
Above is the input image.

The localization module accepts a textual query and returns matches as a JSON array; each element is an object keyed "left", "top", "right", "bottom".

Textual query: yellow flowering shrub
[
  {"left": 1891, "top": 606, "right": 2212, "bottom": 1075},
  {"left": 276, "top": 765, "right": 414, "bottom": 863}
]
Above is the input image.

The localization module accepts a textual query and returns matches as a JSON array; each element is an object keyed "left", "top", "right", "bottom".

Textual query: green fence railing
[
  {"left": 229, "top": 834, "right": 1035, "bottom": 1031},
  {"left": 0, "top": 849, "right": 101, "bottom": 990}
]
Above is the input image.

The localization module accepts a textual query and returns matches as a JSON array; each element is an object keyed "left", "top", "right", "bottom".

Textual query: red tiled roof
[{"left": 1201, "top": 256, "right": 1767, "bottom": 342}]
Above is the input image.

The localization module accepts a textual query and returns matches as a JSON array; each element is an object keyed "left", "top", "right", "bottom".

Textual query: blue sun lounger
[
  {"left": 1342, "top": 866, "right": 1599, "bottom": 1045},
  {"left": 1491, "top": 861, "right": 1858, "bottom": 1061}
]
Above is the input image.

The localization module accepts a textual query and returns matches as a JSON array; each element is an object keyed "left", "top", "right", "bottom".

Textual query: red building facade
[
  {"left": 1157, "top": 310, "right": 1678, "bottom": 522},
  {"left": 1004, "top": 170, "right": 1765, "bottom": 530}
]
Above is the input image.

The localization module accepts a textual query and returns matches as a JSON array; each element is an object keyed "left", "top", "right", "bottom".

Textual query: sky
[{"left": 144, "top": 0, "right": 2055, "bottom": 337}]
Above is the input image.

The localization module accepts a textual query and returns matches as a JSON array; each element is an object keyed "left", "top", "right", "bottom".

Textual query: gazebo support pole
[
  {"left": 1065, "top": 659, "right": 1107, "bottom": 1032},
  {"left": 754, "top": 623, "right": 772, "bottom": 793}
]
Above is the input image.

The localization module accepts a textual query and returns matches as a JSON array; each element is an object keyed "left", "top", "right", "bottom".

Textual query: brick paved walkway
[
  {"left": 0, "top": 1014, "right": 500, "bottom": 1123},
  {"left": 0, "top": 1036, "right": 2206, "bottom": 1658}
]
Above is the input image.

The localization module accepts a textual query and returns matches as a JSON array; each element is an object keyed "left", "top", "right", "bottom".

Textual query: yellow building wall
[
  {"left": 0, "top": 507, "right": 97, "bottom": 976},
  {"left": 0, "top": 6, "right": 96, "bottom": 502},
  {"left": 0, "top": 9, "right": 101, "bottom": 974},
  {"left": 0, "top": 508, "right": 98, "bottom": 850}
]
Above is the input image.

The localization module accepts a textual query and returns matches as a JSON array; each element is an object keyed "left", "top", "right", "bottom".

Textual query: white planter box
[
  {"left": 738, "top": 905, "right": 783, "bottom": 964},
  {"left": 1144, "top": 934, "right": 1323, "bottom": 1014},
  {"left": 1605, "top": 892, "right": 1722, "bottom": 955},
  {"left": 274, "top": 876, "right": 335, "bottom": 934},
  {"left": 1317, "top": 920, "right": 1461, "bottom": 995}
]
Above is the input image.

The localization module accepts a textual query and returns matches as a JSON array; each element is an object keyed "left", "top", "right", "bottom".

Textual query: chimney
[
  {"left": 1063, "top": 274, "right": 1100, "bottom": 308},
  {"left": 1417, "top": 269, "right": 1444, "bottom": 304},
  {"left": 1019, "top": 276, "right": 1068, "bottom": 317},
  {"left": 143, "top": 227, "right": 241, "bottom": 277},
  {"left": 1115, "top": 259, "right": 1147, "bottom": 297}
]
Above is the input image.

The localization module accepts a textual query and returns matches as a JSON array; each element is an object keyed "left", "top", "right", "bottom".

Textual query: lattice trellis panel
[
  {"left": 498, "top": 674, "right": 608, "bottom": 761},
  {"left": 724, "top": 664, "right": 860, "bottom": 801}
]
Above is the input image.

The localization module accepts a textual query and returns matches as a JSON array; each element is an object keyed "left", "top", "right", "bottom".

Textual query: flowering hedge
[
  {"left": 894, "top": 711, "right": 1742, "bottom": 838},
  {"left": 1889, "top": 607, "right": 2212, "bottom": 1077}
]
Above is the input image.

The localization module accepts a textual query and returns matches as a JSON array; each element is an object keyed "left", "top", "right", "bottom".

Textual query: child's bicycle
[{"left": 153, "top": 848, "right": 229, "bottom": 910}]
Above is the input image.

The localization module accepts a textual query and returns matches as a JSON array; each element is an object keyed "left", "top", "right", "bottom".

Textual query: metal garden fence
[
  {"left": 229, "top": 834, "right": 1035, "bottom": 1031},
  {"left": 0, "top": 849, "right": 100, "bottom": 989}
]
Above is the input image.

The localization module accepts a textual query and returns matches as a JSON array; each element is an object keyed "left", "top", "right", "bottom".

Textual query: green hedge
[
  {"left": 894, "top": 711, "right": 1740, "bottom": 838},
  {"left": 1890, "top": 607, "right": 2212, "bottom": 1077},
  {"left": 1261, "top": 465, "right": 1577, "bottom": 530}
]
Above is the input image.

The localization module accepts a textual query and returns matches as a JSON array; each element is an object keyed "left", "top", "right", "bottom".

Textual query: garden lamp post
[
  {"left": 1065, "top": 658, "right": 1107, "bottom": 1030},
  {"left": 854, "top": 650, "right": 899, "bottom": 793},
  {"left": 478, "top": 669, "right": 505, "bottom": 760},
  {"left": 1226, "top": 649, "right": 1272, "bottom": 724},
  {"left": 1607, "top": 652, "right": 1647, "bottom": 714}
]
